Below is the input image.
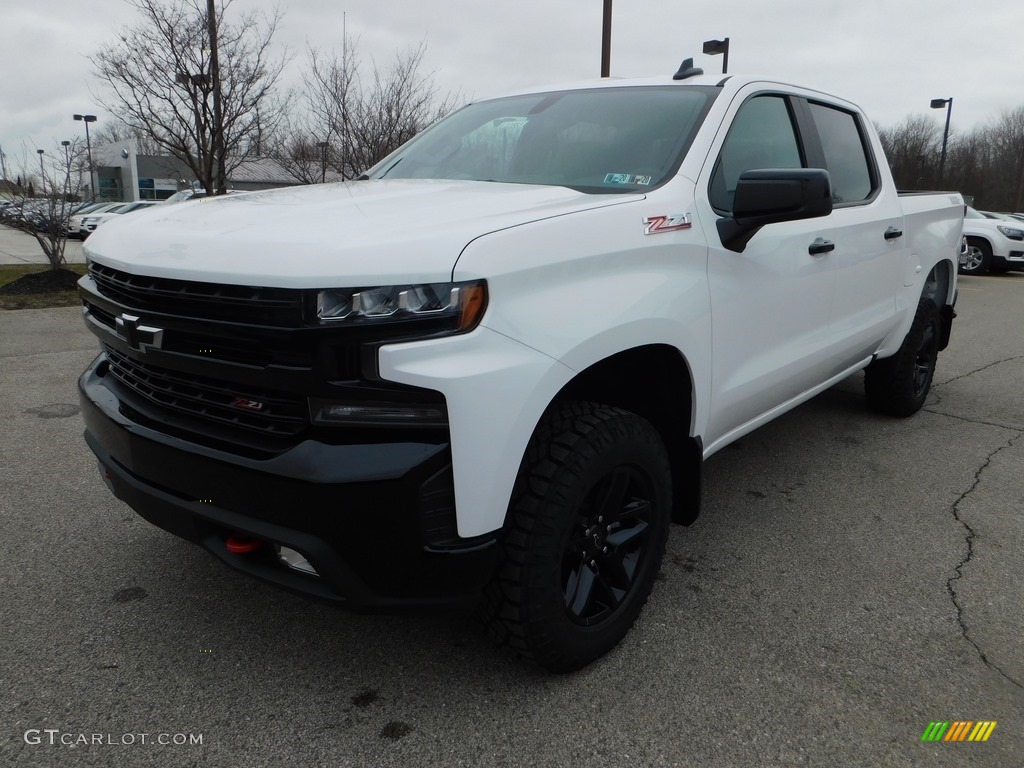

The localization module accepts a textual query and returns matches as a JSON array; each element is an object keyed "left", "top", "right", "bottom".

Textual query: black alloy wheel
[{"left": 562, "top": 467, "right": 653, "bottom": 626}]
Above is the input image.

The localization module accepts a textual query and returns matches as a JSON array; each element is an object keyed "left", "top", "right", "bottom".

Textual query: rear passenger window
[
  {"left": 807, "top": 102, "right": 874, "bottom": 204},
  {"left": 710, "top": 96, "right": 803, "bottom": 213}
]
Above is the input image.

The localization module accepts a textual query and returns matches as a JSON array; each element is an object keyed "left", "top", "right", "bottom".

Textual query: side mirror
[{"left": 716, "top": 168, "right": 833, "bottom": 253}]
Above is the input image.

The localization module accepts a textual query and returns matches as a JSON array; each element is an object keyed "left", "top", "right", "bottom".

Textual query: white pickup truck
[{"left": 78, "top": 61, "right": 964, "bottom": 672}]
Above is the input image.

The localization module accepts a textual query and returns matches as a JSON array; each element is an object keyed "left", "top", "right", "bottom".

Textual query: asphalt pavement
[{"left": 1, "top": 270, "right": 1022, "bottom": 767}]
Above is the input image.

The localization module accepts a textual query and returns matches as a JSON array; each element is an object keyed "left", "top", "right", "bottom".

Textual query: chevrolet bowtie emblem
[{"left": 115, "top": 313, "right": 164, "bottom": 353}]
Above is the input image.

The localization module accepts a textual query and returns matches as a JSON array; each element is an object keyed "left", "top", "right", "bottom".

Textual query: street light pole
[
  {"left": 703, "top": 38, "right": 730, "bottom": 74},
  {"left": 207, "top": 0, "right": 226, "bottom": 195},
  {"left": 73, "top": 114, "right": 97, "bottom": 201},
  {"left": 37, "top": 149, "right": 46, "bottom": 197},
  {"left": 61, "top": 140, "right": 72, "bottom": 203},
  {"left": 930, "top": 97, "right": 953, "bottom": 188},
  {"left": 600, "top": 0, "right": 612, "bottom": 77}
]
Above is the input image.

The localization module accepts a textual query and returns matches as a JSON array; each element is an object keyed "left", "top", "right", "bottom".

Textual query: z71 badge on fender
[{"left": 643, "top": 213, "right": 692, "bottom": 235}]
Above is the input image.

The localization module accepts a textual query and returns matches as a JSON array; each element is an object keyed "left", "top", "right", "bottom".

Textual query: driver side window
[{"left": 710, "top": 95, "right": 803, "bottom": 213}]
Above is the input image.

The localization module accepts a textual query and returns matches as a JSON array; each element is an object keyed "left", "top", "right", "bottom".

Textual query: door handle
[
  {"left": 808, "top": 238, "right": 835, "bottom": 256},
  {"left": 884, "top": 226, "right": 903, "bottom": 240}
]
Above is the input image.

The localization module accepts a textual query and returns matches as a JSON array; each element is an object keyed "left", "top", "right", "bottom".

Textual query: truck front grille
[
  {"left": 104, "top": 346, "right": 307, "bottom": 437},
  {"left": 89, "top": 262, "right": 305, "bottom": 326}
]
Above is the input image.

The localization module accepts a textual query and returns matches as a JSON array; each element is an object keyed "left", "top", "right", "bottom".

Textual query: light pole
[
  {"left": 317, "top": 141, "right": 328, "bottom": 183},
  {"left": 61, "top": 140, "right": 72, "bottom": 200},
  {"left": 73, "top": 114, "right": 97, "bottom": 200},
  {"left": 600, "top": 0, "right": 612, "bottom": 77},
  {"left": 930, "top": 97, "right": 953, "bottom": 188},
  {"left": 37, "top": 149, "right": 45, "bottom": 197},
  {"left": 703, "top": 38, "right": 730, "bottom": 74},
  {"left": 207, "top": 0, "right": 226, "bottom": 195}
]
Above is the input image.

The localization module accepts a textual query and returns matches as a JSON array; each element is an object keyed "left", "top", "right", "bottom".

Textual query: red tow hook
[{"left": 225, "top": 533, "right": 264, "bottom": 554}]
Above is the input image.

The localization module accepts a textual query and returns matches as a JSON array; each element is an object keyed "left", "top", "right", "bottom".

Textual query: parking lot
[{"left": 2, "top": 268, "right": 1022, "bottom": 766}]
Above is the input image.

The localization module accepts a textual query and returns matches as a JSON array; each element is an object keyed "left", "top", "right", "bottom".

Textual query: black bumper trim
[{"left": 80, "top": 360, "right": 498, "bottom": 611}]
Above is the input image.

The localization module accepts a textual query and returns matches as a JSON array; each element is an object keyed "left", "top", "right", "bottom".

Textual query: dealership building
[{"left": 90, "top": 142, "right": 325, "bottom": 201}]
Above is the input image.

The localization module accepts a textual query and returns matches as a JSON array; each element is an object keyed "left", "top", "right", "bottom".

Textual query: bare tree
[
  {"left": 878, "top": 105, "right": 1024, "bottom": 210},
  {"left": 878, "top": 115, "right": 944, "bottom": 190},
  {"left": 984, "top": 106, "right": 1024, "bottom": 211},
  {"left": 91, "top": 121, "right": 163, "bottom": 155},
  {"left": 22, "top": 141, "right": 84, "bottom": 270},
  {"left": 92, "top": 0, "right": 291, "bottom": 194},
  {"left": 273, "top": 38, "right": 459, "bottom": 182}
]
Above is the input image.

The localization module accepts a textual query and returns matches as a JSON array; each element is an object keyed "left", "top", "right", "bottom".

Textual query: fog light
[
  {"left": 276, "top": 545, "right": 318, "bottom": 576},
  {"left": 310, "top": 399, "right": 447, "bottom": 427}
]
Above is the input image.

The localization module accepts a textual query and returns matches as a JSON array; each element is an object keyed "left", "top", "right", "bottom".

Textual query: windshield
[
  {"left": 163, "top": 190, "right": 204, "bottom": 204},
  {"left": 365, "top": 86, "right": 717, "bottom": 193}
]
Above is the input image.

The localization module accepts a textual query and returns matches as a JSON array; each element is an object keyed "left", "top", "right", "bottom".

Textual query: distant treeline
[{"left": 878, "top": 106, "right": 1024, "bottom": 211}]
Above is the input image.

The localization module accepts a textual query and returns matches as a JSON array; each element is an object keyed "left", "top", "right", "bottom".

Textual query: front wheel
[
  {"left": 959, "top": 238, "right": 990, "bottom": 275},
  {"left": 480, "top": 402, "right": 671, "bottom": 672},
  {"left": 864, "top": 297, "right": 941, "bottom": 417}
]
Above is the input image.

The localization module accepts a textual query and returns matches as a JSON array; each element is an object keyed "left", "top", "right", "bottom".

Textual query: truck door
[
  {"left": 695, "top": 93, "right": 839, "bottom": 448},
  {"left": 800, "top": 99, "right": 904, "bottom": 364}
]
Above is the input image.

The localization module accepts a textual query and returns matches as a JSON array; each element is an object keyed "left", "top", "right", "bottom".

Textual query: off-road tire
[
  {"left": 479, "top": 401, "right": 671, "bottom": 673},
  {"left": 864, "top": 297, "right": 940, "bottom": 417}
]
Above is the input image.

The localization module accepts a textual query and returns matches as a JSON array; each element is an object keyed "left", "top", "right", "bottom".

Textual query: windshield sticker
[
  {"left": 604, "top": 173, "right": 653, "bottom": 186},
  {"left": 643, "top": 214, "right": 692, "bottom": 235}
]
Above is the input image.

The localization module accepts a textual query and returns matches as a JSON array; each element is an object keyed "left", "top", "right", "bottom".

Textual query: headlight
[
  {"left": 316, "top": 279, "right": 487, "bottom": 331},
  {"left": 997, "top": 225, "right": 1024, "bottom": 240}
]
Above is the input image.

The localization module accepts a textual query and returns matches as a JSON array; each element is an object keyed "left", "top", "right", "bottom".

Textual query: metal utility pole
[
  {"left": 73, "top": 114, "right": 97, "bottom": 201},
  {"left": 207, "top": 0, "right": 227, "bottom": 195},
  {"left": 37, "top": 149, "right": 46, "bottom": 196},
  {"left": 342, "top": 11, "right": 347, "bottom": 180},
  {"left": 703, "top": 38, "right": 730, "bottom": 74},
  {"left": 930, "top": 97, "right": 953, "bottom": 187},
  {"left": 601, "top": 0, "right": 612, "bottom": 77}
]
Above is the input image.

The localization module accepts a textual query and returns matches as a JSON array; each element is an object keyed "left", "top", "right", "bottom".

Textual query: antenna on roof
[{"left": 672, "top": 58, "right": 704, "bottom": 81}]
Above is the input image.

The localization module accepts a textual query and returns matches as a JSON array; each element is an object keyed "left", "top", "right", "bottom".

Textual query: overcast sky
[{"left": 1, "top": 0, "right": 1021, "bottom": 178}]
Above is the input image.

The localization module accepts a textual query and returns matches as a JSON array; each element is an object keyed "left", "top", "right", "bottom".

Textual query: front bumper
[{"left": 79, "top": 356, "right": 497, "bottom": 610}]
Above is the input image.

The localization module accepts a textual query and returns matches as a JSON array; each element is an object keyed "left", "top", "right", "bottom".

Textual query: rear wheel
[
  {"left": 864, "top": 298, "right": 940, "bottom": 416},
  {"left": 480, "top": 401, "right": 671, "bottom": 672}
]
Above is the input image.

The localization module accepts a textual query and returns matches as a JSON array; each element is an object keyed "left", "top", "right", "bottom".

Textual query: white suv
[
  {"left": 81, "top": 201, "right": 159, "bottom": 237},
  {"left": 960, "top": 206, "right": 1024, "bottom": 274}
]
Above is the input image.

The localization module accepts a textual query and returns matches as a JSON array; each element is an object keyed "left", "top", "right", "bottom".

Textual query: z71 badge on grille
[{"left": 230, "top": 397, "right": 265, "bottom": 411}]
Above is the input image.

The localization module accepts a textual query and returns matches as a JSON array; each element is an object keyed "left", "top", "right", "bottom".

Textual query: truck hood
[{"left": 83, "top": 180, "right": 642, "bottom": 288}]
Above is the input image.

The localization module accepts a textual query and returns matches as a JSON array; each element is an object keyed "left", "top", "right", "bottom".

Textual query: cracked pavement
[{"left": 2, "top": 271, "right": 1023, "bottom": 767}]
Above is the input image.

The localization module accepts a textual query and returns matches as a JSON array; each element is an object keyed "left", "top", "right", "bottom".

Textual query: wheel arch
[
  {"left": 922, "top": 258, "right": 953, "bottom": 306},
  {"left": 553, "top": 344, "right": 702, "bottom": 525},
  {"left": 964, "top": 233, "right": 995, "bottom": 254}
]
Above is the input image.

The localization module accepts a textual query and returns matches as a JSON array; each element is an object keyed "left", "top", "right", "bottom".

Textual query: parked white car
[
  {"left": 960, "top": 206, "right": 1024, "bottom": 274},
  {"left": 81, "top": 201, "right": 160, "bottom": 237},
  {"left": 68, "top": 202, "right": 123, "bottom": 239}
]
